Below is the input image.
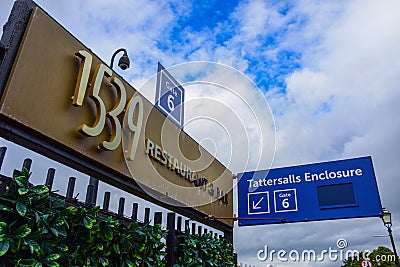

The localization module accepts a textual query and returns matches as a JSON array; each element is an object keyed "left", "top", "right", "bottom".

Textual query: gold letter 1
[
  {"left": 78, "top": 64, "right": 111, "bottom": 137},
  {"left": 73, "top": 50, "right": 92, "bottom": 106}
]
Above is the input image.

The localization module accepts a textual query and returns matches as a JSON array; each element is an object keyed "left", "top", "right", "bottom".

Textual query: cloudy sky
[{"left": 1, "top": 0, "right": 400, "bottom": 266}]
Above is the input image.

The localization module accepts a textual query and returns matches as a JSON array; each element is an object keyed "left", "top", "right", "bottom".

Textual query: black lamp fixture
[
  {"left": 110, "top": 48, "right": 130, "bottom": 70},
  {"left": 382, "top": 207, "right": 392, "bottom": 227},
  {"left": 381, "top": 207, "right": 400, "bottom": 266}
]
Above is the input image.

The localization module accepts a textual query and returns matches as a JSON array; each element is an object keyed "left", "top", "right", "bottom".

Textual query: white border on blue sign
[{"left": 273, "top": 188, "right": 298, "bottom": 213}]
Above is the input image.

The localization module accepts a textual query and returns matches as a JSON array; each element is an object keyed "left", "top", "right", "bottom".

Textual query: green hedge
[
  {"left": 0, "top": 168, "right": 236, "bottom": 267},
  {"left": 174, "top": 231, "right": 235, "bottom": 267},
  {"left": 0, "top": 168, "right": 166, "bottom": 267}
]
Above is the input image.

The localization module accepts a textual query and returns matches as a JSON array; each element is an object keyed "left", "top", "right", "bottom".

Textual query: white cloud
[{"left": 1, "top": 0, "right": 400, "bottom": 266}]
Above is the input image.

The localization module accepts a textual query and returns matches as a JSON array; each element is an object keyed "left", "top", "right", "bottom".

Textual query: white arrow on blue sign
[{"left": 248, "top": 192, "right": 270, "bottom": 215}]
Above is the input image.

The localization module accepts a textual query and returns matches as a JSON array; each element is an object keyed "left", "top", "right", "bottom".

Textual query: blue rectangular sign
[
  {"left": 237, "top": 156, "right": 382, "bottom": 226},
  {"left": 155, "top": 62, "right": 184, "bottom": 129}
]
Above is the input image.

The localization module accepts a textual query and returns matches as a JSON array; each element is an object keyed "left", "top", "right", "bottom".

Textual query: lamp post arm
[{"left": 110, "top": 48, "right": 127, "bottom": 69}]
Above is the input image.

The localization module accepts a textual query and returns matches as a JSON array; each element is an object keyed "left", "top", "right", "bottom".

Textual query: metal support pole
[{"left": 387, "top": 227, "right": 400, "bottom": 266}]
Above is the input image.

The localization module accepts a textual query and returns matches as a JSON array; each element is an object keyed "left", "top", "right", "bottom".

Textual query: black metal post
[
  {"left": 102, "top": 191, "right": 111, "bottom": 210},
  {"left": 131, "top": 202, "right": 138, "bottom": 221},
  {"left": 0, "top": 147, "right": 7, "bottom": 194},
  {"left": 144, "top": 207, "right": 150, "bottom": 224},
  {"left": 66, "top": 177, "right": 76, "bottom": 200},
  {"left": 118, "top": 197, "right": 125, "bottom": 217},
  {"left": 85, "top": 184, "right": 94, "bottom": 207},
  {"left": 88, "top": 177, "right": 99, "bottom": 206},
  {"left": 387, "top": 227, "right": 400, "bottom": 266},
  {"left": 166, "top": 212, "right": 176, "bottom": 267},
  {"left": 45, "top": 168, "right": 55, "bottom": 192}
]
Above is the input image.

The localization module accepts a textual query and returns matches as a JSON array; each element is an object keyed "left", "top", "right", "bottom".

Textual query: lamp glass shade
[{"left": 382, "top": 211, "right": 392, "bottom": 225}]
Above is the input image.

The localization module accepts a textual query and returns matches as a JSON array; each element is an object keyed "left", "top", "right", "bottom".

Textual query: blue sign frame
[
  {"left": 155, "top": 63, "right": 185, "bottom": 129},
  {"left": 237, "top": 156, "right": 382, "bottom": 226}
]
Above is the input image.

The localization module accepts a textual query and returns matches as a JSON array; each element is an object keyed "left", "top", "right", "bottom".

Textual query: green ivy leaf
[
  {"left": 57, "top": 244, "right": 68, "bottom": 252},
  {"left": 44, "top": 261, "right": 59, "bottom": 267},
  {"left": 112, "top": 243, "right": 120, "bottom": 254},
  {"left": 45, "top": 253, "right": 60, "bottom": 261},
  {"left": 57, "top": 229, "right": 67, "bottom": 237},
  {"left": 83, "top": 216, "right": 95, "bottom": 229},
  {"left": 103, "top": 228, "right": 113, "bottom": 240},
  {"left": 99, "top": 257, "right": 109, "bottom": 266},
  {"left": 25, "top": 240, "right": 40, "bottom": 254},
  {"left": 20, "top": 167, "right": 31, "bottom": 178},
  {"left": 96, "top": 243, "right": 104, "bottom": 251},
  {"left": 50, "top": 227, "right": 59, "bottom": 237},
  {"left": 12, "top": 169, "right": 22, "bottom": 178},
  {"left": 125, "top": 259, "right": 134, "bottom": 267},
  {"left": 0, "top": 221, "right": 7, "bottom": 233},
  {"left": 14, "top": 176, "right": 27, "bottom": 188},
  {"left": 14, "top": 224, "right": 31, "bottom": 239},
  {"left": 16, "top": 202, "right": 27, "bottom": 217},
  {"left": 0, "top": 239, "right": 10, "bottom": 256},
  {"left": 18, "top": 187, "right": 29, "bottom": 195},
  {"left": 17, "top": 258, "right": 37, "bottom": 267},
  {"left": 30, "top": 185, "right": 48, "bottom": 195}
]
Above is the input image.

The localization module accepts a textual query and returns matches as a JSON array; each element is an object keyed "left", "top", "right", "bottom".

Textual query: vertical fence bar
[
  {"left": 204, "top": 229, "right": 208, "bottom": 234},
  {"left": 66, "top": 177, "right": 76, "bottom": 200},
  {"left": 103, "top": 191, "right": 111, "bottom": 210},
  {"left": 166, "top": 212, "right": 176, "bottom": 267},
  {"left": 22, "top": 158, "right": 32, "bottom": 171},
  {"left": 191, "top": 222, "right": 196, "bottom": 235},
  {"left": 154, "top": 212, "right": 162, "bottom": 225},
  {"left": 0, "top": 147, "right": 7, "bottom": 194},
  {"left": 88, "top": 177, "right": 99, "bottom": 206},
  {"left": 184, "top": 219, "right": 190, "bottom": 233},
  {"left": 85, "top": 185, "right": 94, "bottom": 207},
  {"left": 45, "top": 168, "right": 55, "bottom": 192},
  {"left": 198, "top": 226, "right": 202, "bottom": 236},
  {"left": 0, "top": 147, "right": 7, "bottom": 170},
  {"left": 131, "top": 202, "right": 138, "bottom": 221},
  {"left": 176, "top": 216, "right": 182, "bottom": 232},
  {"left": 118, "top": 197, "right": 125, "bottom": 217},
  {"left": 144, "top": 207, "right": 150, "bottom": 224},
  {"left": 224, "top": 229, "right": 233, "bottom": 243}
]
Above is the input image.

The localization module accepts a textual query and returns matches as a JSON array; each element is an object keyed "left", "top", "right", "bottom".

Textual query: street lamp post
[{"left": 382, "top": 208, "right": 400, "bottom": 266}]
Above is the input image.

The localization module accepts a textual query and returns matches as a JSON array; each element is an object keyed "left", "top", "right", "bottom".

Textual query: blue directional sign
[
  {"left": 237, "top": 156, "right": 382, "bottom": 226},
  {"left": 155, "top": 63, "right": 185, "bottom": 129}
]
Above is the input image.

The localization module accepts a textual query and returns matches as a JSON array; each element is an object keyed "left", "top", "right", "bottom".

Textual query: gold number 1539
[{"left": 72, "top": 50, "right": 143, "bottom": 160}]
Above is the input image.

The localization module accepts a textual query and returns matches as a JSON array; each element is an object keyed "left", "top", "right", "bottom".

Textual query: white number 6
[
  {"left": 282, "top": 198, "right": 289, "bottom": 209},
  {"left": 167, "top": 94, "right": 175, "bottom": 111}
]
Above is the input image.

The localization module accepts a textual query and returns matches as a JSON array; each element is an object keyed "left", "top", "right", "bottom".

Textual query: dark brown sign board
[{"left": 0, "top": 0, "right": 233, "bottom": 233}]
